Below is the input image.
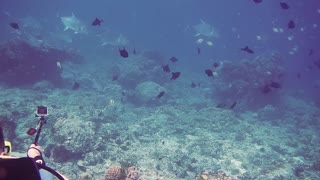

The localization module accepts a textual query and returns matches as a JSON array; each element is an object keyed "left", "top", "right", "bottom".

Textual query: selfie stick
[
  {"left": 34, "top": 116, "right": 46, "bottom": 145},
  {"left": 27, "top": 115, "right": 46, "bottom": 146}
]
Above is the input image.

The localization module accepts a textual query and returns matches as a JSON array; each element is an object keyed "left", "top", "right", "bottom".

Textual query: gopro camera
[{"left": 36, "top": 106, "right": 48, "bottom": 117}]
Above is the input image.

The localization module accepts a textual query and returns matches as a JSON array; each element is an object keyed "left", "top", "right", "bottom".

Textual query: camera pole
[
  {"left": 33, "top": 116, "right": 46, "bottom": 145},
  {"left": 27, "top": 116, "right": 46, "bottom": 145}
]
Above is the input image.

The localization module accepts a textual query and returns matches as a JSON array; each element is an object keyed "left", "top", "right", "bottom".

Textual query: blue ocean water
[{"left": 0, "top": 0, "right": 320, "bottom": 179}]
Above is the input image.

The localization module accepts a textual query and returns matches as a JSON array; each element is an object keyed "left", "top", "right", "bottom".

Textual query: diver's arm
[
  {"left": 28, "top": 144, "right": 69, "bottom": 180},
  {"left": 0, "top": 155, "right": 18, "bottom": 159}
]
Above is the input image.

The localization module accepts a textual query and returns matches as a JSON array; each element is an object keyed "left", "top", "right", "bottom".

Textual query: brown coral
[
  {"left": 105, "top": 166, "right": 126, "bottom": 180},
  {"left": 126, "top": 166, "right": 139, "bottom": 180},
  {"left": 195, "top": 171, "right": 237, "bottom": 180}
]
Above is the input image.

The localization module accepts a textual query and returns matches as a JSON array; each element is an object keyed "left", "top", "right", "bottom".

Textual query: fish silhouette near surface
[
  {"left": 157, "top": 91, "right": 165, "bottom": 98},
  {"left": 308, "top": 49, "right": 313, "bottom": 56},
  {"left": 261, "top": 84, "right": 272, "bottom": 94},
  {"left": 216, "top": 101, "right": 237, "bottom": 109},
  {"left": 314, "top": 60, "right": 320, "bottom": 69},
  {"left": 288, "top": 20, "right": 295, "bottom": 29},
  {"left": 72, "top": 82, "right": 80, "bottom": 90},
  {"left": 253, "top": 0, "right": 262, "bottom": 3},
  {"left": 216, "top": 103, "right": 227, "bottom": 108},
  {"left": 261, "top": 81, "right": 281, "bottom": 94},
  {"left": 230, "top": 101, "right": 238, "bottom": 109},
  {"left": 9, "top": 22, "right": 19, "bottom": 29},
  {"left": 297, "top": 73, "right": 301, "bottom": 79},
  {"left": 270, "top": 81, "right": 281, "bottom": 88},
  {"left": 170, "top": 56, "right": 178, "bottom": 63},
  {"left": 205, "top": 69, "right": 214, "bottom": 77},
  {"left": 112, "top": 75, "right": 119, "bottom": 81},
  {"left": 92, "top": 18, "right": 103, "bottom": 26},
  {"left": 241, "top": 46, "right": 254, "bottom": 54},
  {"left": 171, "top": 72, "right": 181, "bottom": 80},
  {"left": 119, "top": 48, "right": 128, "bottom": 58},
  {"left": 162, "top": 64, "right": 171, "bottom": 72},
  {"left": 197, "top": 47, "right": 201, "bottom": 55},
  {"left": 213, "top": 62, "right": 220, "bottom": 68},
  {"left": 280, "top": 2, "right": 289, "bottom": 9},
  {"left": 191, "top": 82, "right": 200, "bottom": 88}
]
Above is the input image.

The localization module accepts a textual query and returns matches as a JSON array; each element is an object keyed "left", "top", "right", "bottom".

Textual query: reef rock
[
  {"left": 105, "top": 166, "right": 126, "bottom": 180},
  {"left": 0, "top": 40, "right": 81, "bottom": 86},
  {"left": 195, "top": 171, "right": 237, "bottom": 180},
  {"left": 52, "top": 117, "right": 100, "bottom": 155},
  {"left": 134, "top": 81, "right": 166, "bottom": 104},
  {"left": 215, "top": 51, "right": 285, "bottom": 108}
]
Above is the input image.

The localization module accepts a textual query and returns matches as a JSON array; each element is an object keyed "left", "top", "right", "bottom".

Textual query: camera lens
[{"left": 37, "top": 106, "right": 47, "bottom": 116}]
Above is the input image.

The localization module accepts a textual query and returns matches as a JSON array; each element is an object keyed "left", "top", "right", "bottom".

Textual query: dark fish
[
  {"left": 213, "top": 62, "right": 220, "bottom": 68},
  {"left": 157, "top": 91, "right": 165, "bottom": 98},
  {"left": 241, "top": 46, "right": 254, "bottom": 53},
  {"left": 171, "top": 72, "right": 181, "bottom": 80},
  {"left": 162, "top": 64, "right": 171, "bottom": 72},
  {"left": 253, "top": 0, "right": 262, "bottom": 3},
  {"left": 72, "top": 82, "right": 80, "bottom": 90},
  {"left": 170, "top": 56, "right": 178, "bottom": 63},
  {"left": 91, "top": 18, "right": 103, "bottom": 26},
  {"left": 297, "top": 73, "right": 301, "bottom": 79},
  {"left": 314, "top": 60, "right": 320, "bottom": 69},
  {"left": 119, "top": 48, "right": 129, "bottom": 58},
  {"left": 205, "top": 69, "right": 213, "bottom": 77},
  {"left": 191, "top": 82, "right": 200, "bottom": 88},
  {"left": 270, "top": 81, "right": 281, "bottom": 88},
  {"left": 216, "top": 103, "right": 227, "bottom": 108},
  {"left": 197, "top": 47, "right": 201, "bottom": 55},
  {"left": 121, "top": 90, "right": 126, "bottom": 96},
  {"left": 230, "top": 101, "right": 238, "bottom": 109},
  {"left": 133, "top": 48, "right": 136, "bottom": 55},
  {"left": 308, "top": 49, "right": 313, "bottom": 56},
  {"left": 261, "top": 84, "right": 272, "bottom": 94},
  {"left": 9, "top": 22, "right": 19, "bottom": 29},
  {"left": 288, "top": 20, "right": 295, "bottom": 29},
  {"left": 112, "top": 75, "right": 119, "bottom": 81},
  {"left": 280, "top": 2, "right": 289, "bottom": 9}
]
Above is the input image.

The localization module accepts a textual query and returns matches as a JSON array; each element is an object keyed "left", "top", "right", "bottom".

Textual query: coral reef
[
  {"left": 104, "top": 166, "right": 139, "bottom": 180},
  {"left": 0, "top": 116, "right": 17, "bottom": 140},
  {"left": 257, "top": 105, "right": 283, "bottom": 122},
  {"left": 79, "top": 172, "right": 93, "bottom": 180},
  {"left": 109, "top": 51, "right": 168, "bottom": 90},
  {"left": 1, "top": 59, "right": 319, "bottom": 179},
  {"left": 126, "top": 166, "right": 140, "bottom": 180},
  {"left": 52, "top": 116, "right": 100, "bottom": 155},
  {"left": 214, "top": 51, "right": 285, "bottom": 108},
  {"left": 292, "top": 164, "right": 305, "bottom": 177},
  {"left": 312, "top": 160, "right": 320, "bottom": 171},
  {"left": 195, "top": 171, "right": 237, "bottom": 180},
  {"left": 133, "top": 81, "right": 166, "bottom": 105},
  {"left": 105, "top": 166, "right": 126, "bottom": 180}
]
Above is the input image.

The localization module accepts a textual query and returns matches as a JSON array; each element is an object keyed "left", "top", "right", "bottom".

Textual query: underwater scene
[{"left": 1, "top": 0, "right": 320, "bottom": 179}]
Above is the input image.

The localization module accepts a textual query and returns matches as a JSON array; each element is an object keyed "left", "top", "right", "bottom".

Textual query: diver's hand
[{"left": 27, "top": 144, "right": 45, "bottom": 165}]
